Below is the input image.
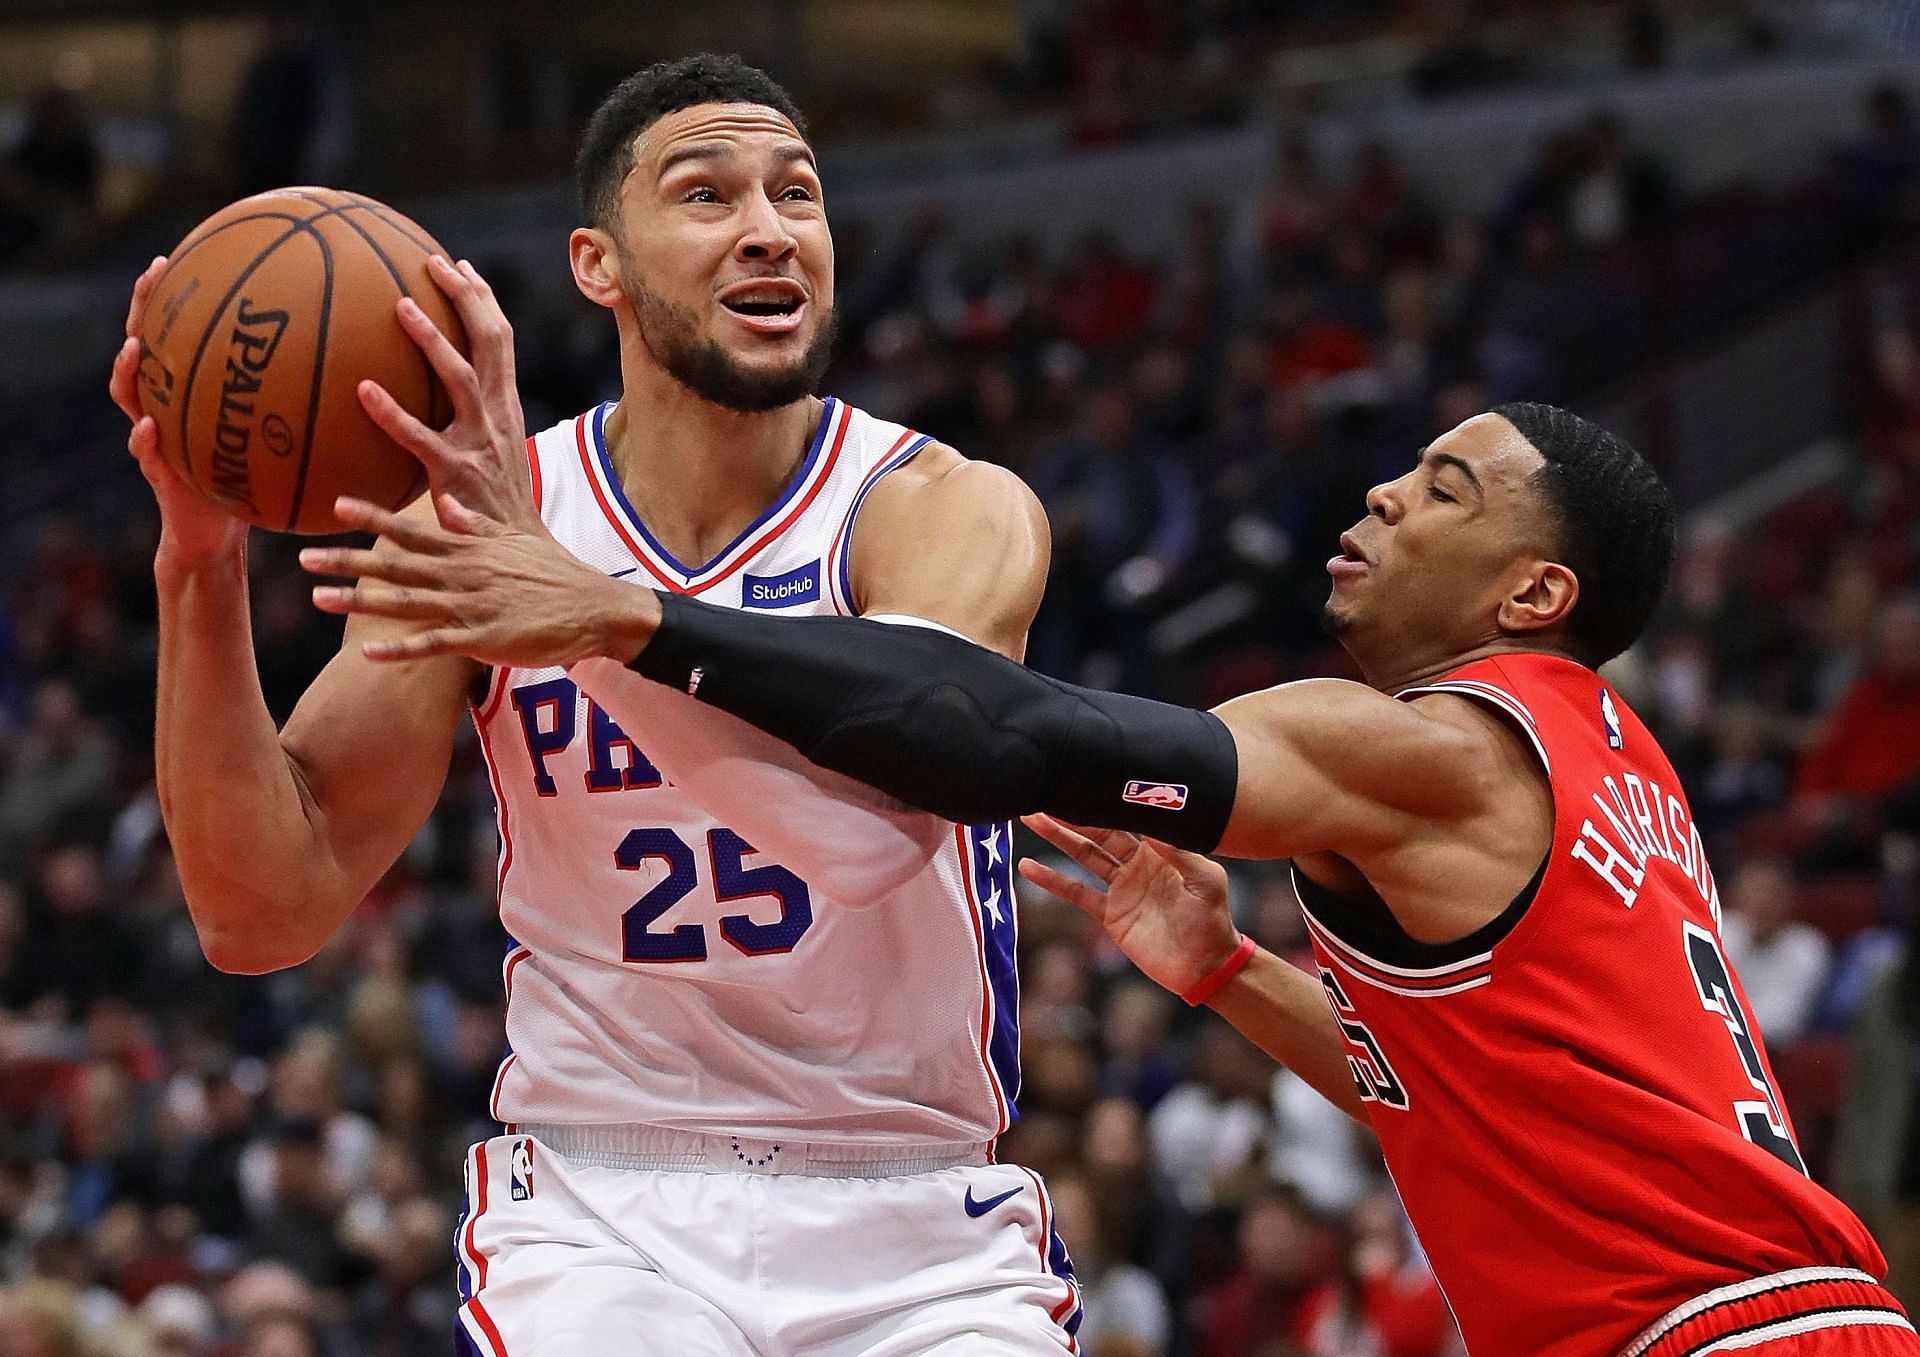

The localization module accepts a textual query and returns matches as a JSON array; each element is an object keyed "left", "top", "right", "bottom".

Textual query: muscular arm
[
  {"left": 623, "top": 603, "right": 1493, "bottom": 865},
  {"left": 158, "top": 499, "right": 474, "bottom": 972},
  {"left": 567, "top": 444, "right": 1051, "bottom": 904}
]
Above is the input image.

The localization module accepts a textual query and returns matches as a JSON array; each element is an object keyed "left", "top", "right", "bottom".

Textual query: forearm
[
  {"left": 154, "top": 549, "right": 349, "bottom": 971},
  {"left": 1208, "top": 949, "right": 1370, "bottom": 1123},
  {"left": 627, "top": 592, "right": 1238, "bottom": 852},
  {"left": 569, "top": 654, "right": 949, "bottom": 906}
]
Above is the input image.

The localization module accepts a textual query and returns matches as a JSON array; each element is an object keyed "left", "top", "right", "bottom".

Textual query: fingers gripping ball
[{"left": 136, "top": 188, "right": 470, "bottom": 534}]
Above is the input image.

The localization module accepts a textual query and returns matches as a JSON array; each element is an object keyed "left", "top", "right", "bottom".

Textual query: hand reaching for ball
[
  {"left": 359, "top": 255, "right": 544, "bottom": 538},
  {"left": 109, "top": 256, "right": 251, "bottom": 570}
]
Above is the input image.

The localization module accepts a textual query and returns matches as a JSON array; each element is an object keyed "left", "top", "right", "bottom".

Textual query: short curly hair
[
  {"left": 1495, "top": 402, "right": 1676, "bottom": 667},
  {"left": 575, "top": 54, "right": 808, "bottom": 228}
]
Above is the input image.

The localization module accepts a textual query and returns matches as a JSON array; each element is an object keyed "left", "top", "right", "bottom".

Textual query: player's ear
[
  {"left": 1497, "top": 559, "right": 1579, "bottom": 637},
  {"left": 569, "top": 227, "right": 624, "bottom": 310}
]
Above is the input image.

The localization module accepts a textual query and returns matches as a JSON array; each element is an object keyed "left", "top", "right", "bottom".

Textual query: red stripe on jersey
[
  {"left": 488, "top": 949, "right": 532, "bottom": 1121},
  {"left": 464, "top": 1141, "right": 491, "bottom": 1289},
  {"left": 466, "top": 1297, "right": 509, "bottom": 1357},
  {"left": 1020, "top": 1166, "right": 1082, "bottom": 1348},
  {"left": 525, "top": 434, "right": 543, "bottom": 513},
  {"left": 474, "top": 712, "right": 519, "bottom": 1120},
  {"left": 575, "top": 414, "right": 681, "bottom": 591},
  {"left": 955, "top": 825, "right": 1010, "bottom": 1135},
  {"left": 1300, "top": 908, "right": 1492, "bottom": 997}
]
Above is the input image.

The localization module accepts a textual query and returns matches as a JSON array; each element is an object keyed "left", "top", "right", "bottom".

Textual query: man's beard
[
  {"left": 623, "top": 268, "right": 837, "bottom": 413},
  {"left": 1319, "top": 599, "right": 1353, "bottom": 638}
]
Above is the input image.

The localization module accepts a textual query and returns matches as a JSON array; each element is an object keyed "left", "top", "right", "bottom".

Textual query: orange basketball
[{"left": 136, "top": 187, "right": 469, "bottom": 534}]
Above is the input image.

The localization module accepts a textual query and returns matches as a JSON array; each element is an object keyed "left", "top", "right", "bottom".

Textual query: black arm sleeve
[{"left": 628, "top": 592, "right": 1238, "bottom": 853}]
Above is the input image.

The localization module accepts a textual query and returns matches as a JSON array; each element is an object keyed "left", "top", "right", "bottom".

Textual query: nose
[
  {"left": 1364, "top": 476, "right": 1404, "bottom": 525},
  {"left": 737, "top": 188, "right": 797, "bottom": 263}
]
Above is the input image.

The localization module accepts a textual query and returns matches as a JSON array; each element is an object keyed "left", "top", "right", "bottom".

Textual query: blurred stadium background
[{"left": 1, "top": 1, "right": 1918, "bottom": 1353}]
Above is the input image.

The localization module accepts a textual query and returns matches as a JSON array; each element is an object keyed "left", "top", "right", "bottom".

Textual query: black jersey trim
[{"left": 1293, "top": 850, "right": 1546, "bottom": 972}]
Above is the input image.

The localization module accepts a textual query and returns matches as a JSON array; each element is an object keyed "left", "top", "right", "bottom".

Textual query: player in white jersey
[{"left": 109, "top": 54, "right": 1079, "bottom": 1356}]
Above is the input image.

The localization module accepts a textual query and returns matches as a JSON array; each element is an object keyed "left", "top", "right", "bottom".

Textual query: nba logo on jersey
[
  {"left": 1122, "top": 780, "right": 1189, "bottom": 810},
  {"left": 1599, "top": 689, "right": 1624, "bottom": 750},
  {"left": 509, "top": 1137, "right": 535, "bottom": 1201}
]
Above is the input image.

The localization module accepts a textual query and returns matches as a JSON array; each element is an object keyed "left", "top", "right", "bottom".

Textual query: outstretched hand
[
  {"left": 299, "top": 494, "right": 660, "bottom": 669},
  {"left": 1018, "top": 814, "right": 1243, "bottom": 998},
  {"left": 359, "top": 255, "right": 541, "bottom": 534}
]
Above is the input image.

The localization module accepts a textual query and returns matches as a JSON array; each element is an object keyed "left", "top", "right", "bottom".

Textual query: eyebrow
[
  {"left": 1421, "top": 448, "right": 1484, "bottom": 498},
  {"left": 656, "top": 141, "right": 818, "bottom": 179}
]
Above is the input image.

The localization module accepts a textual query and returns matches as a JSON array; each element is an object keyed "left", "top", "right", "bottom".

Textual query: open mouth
[
  {"left": 1328, "top": 532, "right": 1370, "bottom": 578},
  {"left": 719, "top": 279, "right": 808, "bottom": 324},
  {"left": 723, "top": 296, "right": 803, "bottom": 318}
]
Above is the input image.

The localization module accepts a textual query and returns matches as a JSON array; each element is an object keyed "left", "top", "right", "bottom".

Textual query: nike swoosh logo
[{"left": 963, "top": 1185, "right": 1022, "bottom": 1218}]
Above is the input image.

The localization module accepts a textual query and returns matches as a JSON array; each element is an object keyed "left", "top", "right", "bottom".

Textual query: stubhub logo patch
[{"left": 743, "top": 560, "right": 820, "bottom": 609}]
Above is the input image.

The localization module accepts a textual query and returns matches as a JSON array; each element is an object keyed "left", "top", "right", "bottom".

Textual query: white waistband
[
  {"left": 516, "top": 1123, "right": 992, "bottom": 1178},
  {"left": 1621, "top": 1267, "right": 1889, "bottom": 1357}
]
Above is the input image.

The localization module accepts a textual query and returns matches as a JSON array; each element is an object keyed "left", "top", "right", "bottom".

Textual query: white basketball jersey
[{"left": 471, "top": 398, "right": 1021, "bottom": 1145}]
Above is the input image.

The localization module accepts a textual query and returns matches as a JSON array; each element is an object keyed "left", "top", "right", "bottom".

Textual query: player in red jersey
[{"left": 301, "top": 400, "right": 1910, "bottom": 1352}]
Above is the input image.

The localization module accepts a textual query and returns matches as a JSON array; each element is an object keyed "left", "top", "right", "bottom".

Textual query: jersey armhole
[
  {"left": 828, "top": 432, "right": 933, "bottom": 615},
  {"left": 1295, "top": 680, "right": 1556, "bottom": 971}
]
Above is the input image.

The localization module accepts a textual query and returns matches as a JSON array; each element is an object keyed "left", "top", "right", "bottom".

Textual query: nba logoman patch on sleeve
[
  {"left": 510, "top": 1137, "right": 535, "bottom": 1201},
  {"left": 1122, "top": 780, "right": 1189, "bottom": 810}
]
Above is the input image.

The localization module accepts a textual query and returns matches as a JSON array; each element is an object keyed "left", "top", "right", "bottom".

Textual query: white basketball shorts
[{"left": 452, "top": 1127, "right": 1083, "bottom": 1356}]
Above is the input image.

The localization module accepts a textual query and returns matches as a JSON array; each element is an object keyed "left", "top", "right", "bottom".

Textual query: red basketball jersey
[{"left": 1297, "top": 653, "right": 1891, "bottom": 1356}]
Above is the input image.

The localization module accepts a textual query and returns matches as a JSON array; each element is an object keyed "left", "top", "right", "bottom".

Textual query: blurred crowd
[
  {"left": 2, "top": 40, "right": 1920, "bottom": 1357},
  {"left": 0, "top": 0, "right": 1865, "bottom": 276}
]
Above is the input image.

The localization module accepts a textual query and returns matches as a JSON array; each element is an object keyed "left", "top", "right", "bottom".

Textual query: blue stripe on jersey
[
  {"left": 1047, "top": 1217, "right": 1084, "bottom": 1337},
  {"left": 833, "top": 434, "right": 932, "bottom": 612},
  {"left": 453, "top": 1175, "right": 473, "bottom": 1301},
  {"left": 590, "top": 397, "right": 839, "bottom": 578},
  {"left": 968, "top": 821, "right": 1022, "bottom": 1119},
  {"left": 454, "top": 1317, "right": 487, "bottom": 1357}
]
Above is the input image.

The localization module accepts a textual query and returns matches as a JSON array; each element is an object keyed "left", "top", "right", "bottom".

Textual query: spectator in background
[
  {"left": 1267, "top": 1067, "right": 1374, "bottom": 1221},
  {"left": 1564, "top": 113, "right": 1671, "bottom": 250},
  {"left": 231, "top": 18, "right": 326, "bottom": 196},
  {"left": 1027, "top": 380, "right": 1200, "bottom": 688},
  {"left": 1195, "top": 1183, "right": 1329, "bottom": 1357},
  {"left": 1844, "top": 83, "right": 1920, "bottom": 230},
  {"left": 0, "top": 1277, "right": 84, "bottom": 1357},
  {"left": 0, "top": 683, "right": 117, "bottom": 862},
  {"left": 1296, "top": 1190, "right": 1451, "bottom": 1357},
  {"left": 1720, "top": 858, "right": 1833, "bottom": 1048},
  {"left": 1149, "top": 1025, "right": 1272, "bottom": 1216},
  {"left": 244, "top": 1119, "right": 343, "bottom": 1289},
  {"left": 1836, "top": 939, "right": 1920, "bottom": 1304},
  {"left": 1051, "top": 1170, "right": 1173, "bottom": 1357},
  {"left": 14, "top": 844, "right": 138, "bottom": 1020},
  {"left": 0, "top": 84, "right": 102, "bottom": 270},
  {"left": 1789, "top": 595, "right": 1920, "bottom": 859}
]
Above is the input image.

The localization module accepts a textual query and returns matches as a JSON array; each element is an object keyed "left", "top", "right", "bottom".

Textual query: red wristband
[{"left": 1181, "top": 934, "right": 1257, "bottom": 1006}]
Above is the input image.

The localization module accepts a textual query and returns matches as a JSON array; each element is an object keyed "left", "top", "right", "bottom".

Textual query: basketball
[{"left": 135, "top": 187, "right": 468, "bottom": 534}]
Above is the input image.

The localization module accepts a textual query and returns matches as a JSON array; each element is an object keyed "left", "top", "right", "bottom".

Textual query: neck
[
  {"left": 1356, "top": 637, "right": 1583, "bottom": 696},
  {"left": 603, "top": 342, "right": 822, "bottom": 569}
]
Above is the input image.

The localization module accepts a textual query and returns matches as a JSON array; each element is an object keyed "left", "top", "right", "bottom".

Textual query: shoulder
[
  {"left": 1218, "top": 680, "right": 1518, "bottom": 815},
  {"left": 860, "top": 441, "right": 1046, "bottom": 534}
]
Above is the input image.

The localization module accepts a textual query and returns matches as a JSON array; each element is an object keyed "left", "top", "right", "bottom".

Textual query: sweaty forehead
[
  {"left": 635, "top": 103, "right": 809, "bottom": 175},
  {"left": 1429, "top": 412, "right": 1546, "bottom": 494}
]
